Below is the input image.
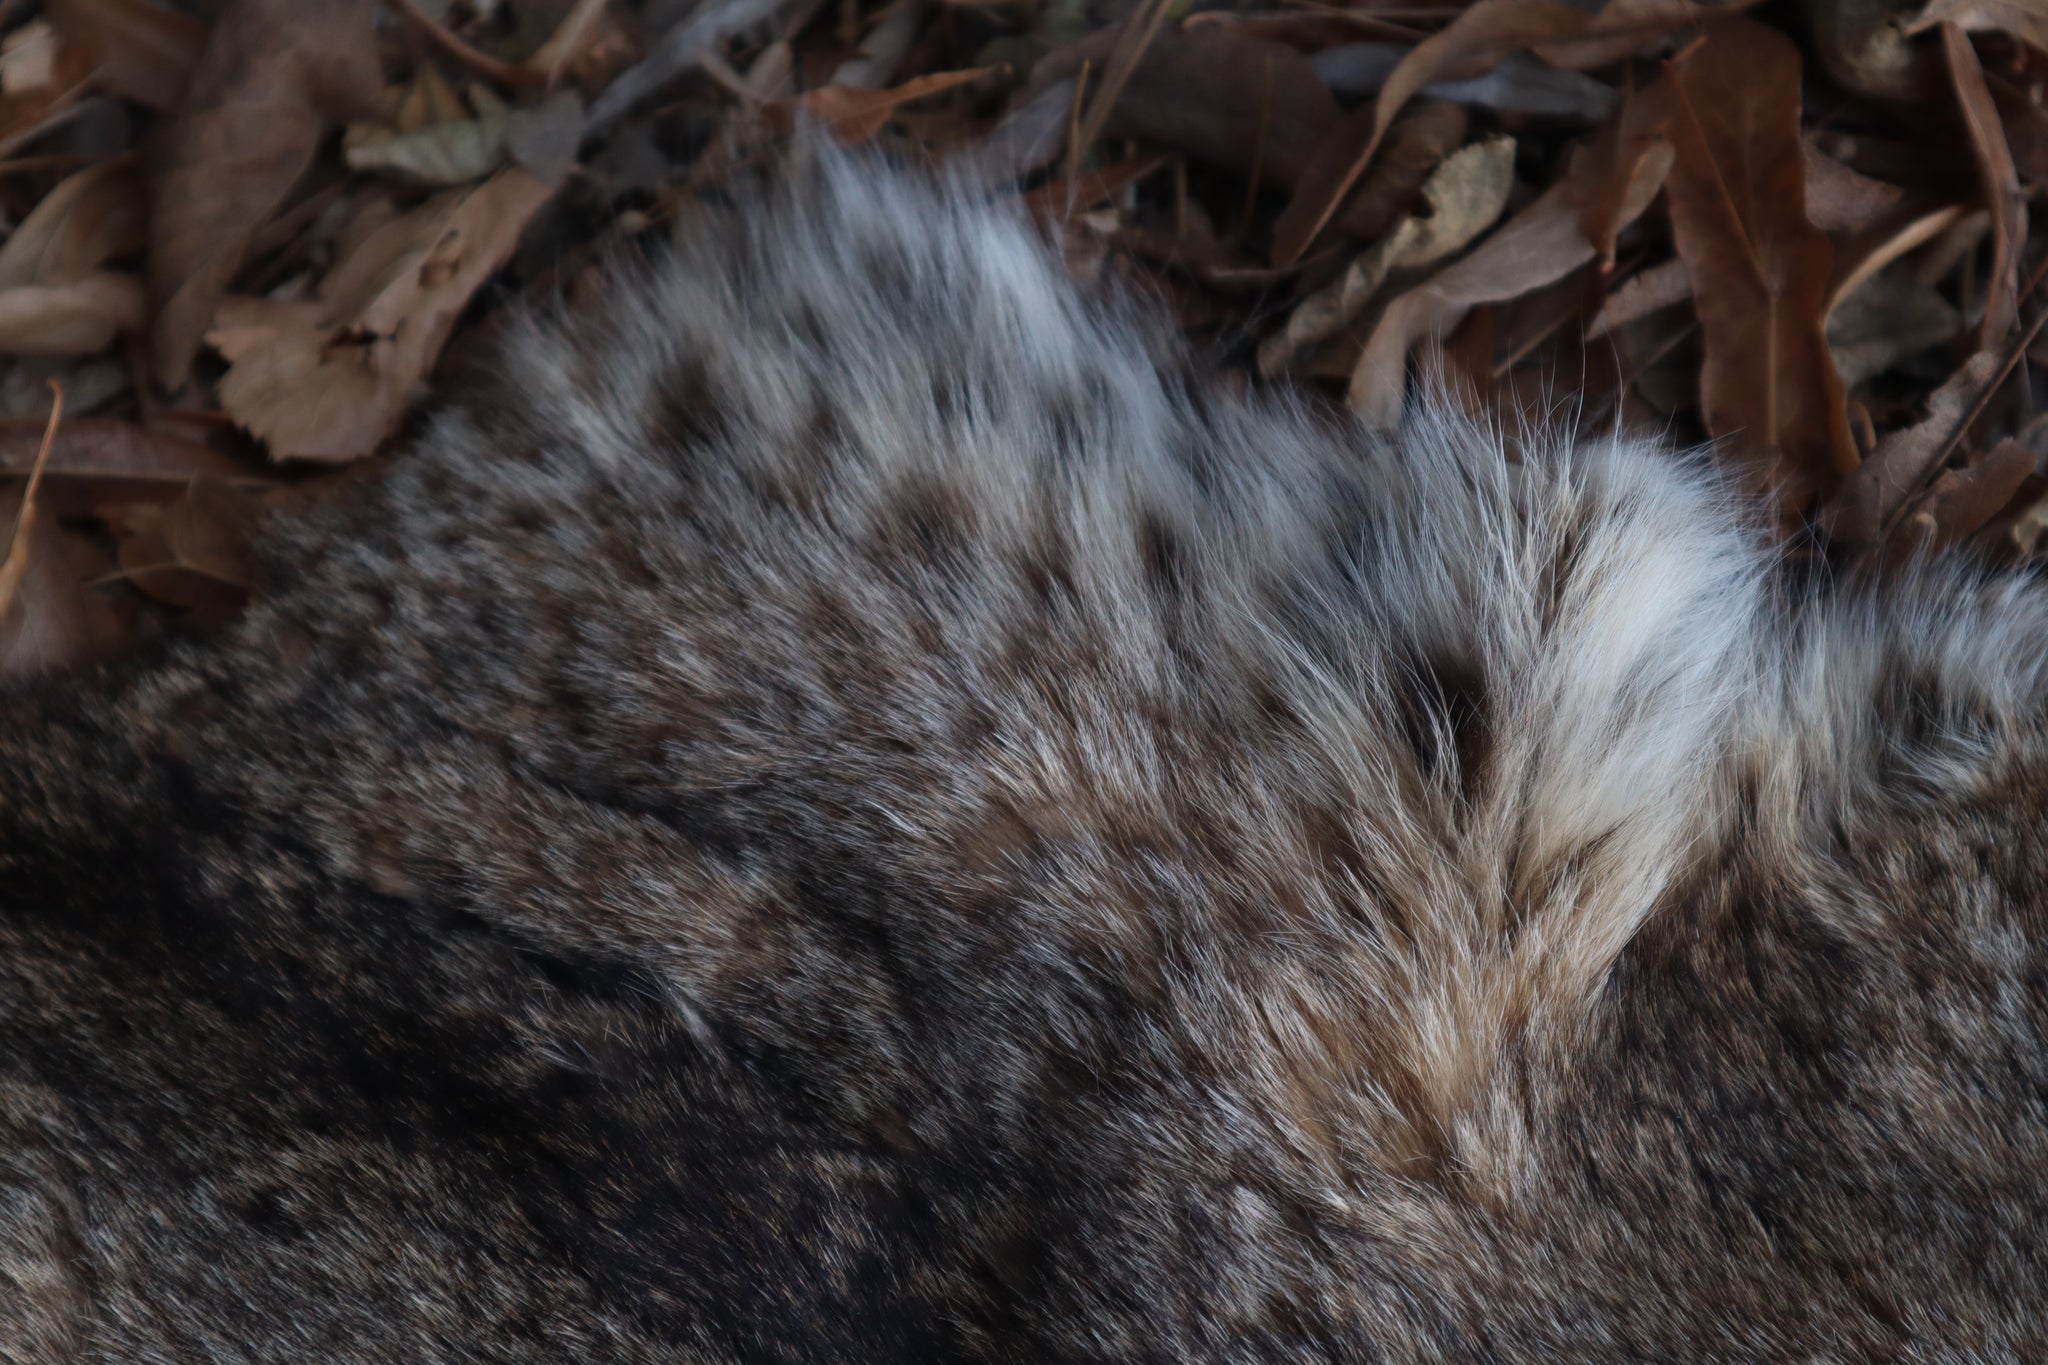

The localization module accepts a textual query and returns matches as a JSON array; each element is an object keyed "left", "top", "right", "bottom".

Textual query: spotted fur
[{"left": 0, "top": 154, "right": 2044, "bottom": 1360}]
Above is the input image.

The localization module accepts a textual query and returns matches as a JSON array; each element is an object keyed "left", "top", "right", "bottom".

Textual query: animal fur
[{"left": 0, "top": 153, "right": 2044, "bottom": 1360}]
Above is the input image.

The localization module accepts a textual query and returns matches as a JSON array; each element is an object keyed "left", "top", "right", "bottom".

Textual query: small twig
[
  {"left": 587, "top": 0, "right": 791, "bottom": 133},
  {"left": 0, "top": 382, "right": 62, "bottom": 624},
  {"left": 383, "top": 0, "right": 539, "bottom": 88},
  {"left": 1061, "top": 59, "right": 1091, "bottom": 204},
  {"left": 1863, "top": 253, "right": 2048, "bottom": 546},
  {"left": 1234, "top": 54, "right": 1275, "bottom": 248},
  {"left": 1064, "top": 0, "right": 1173, "bottom": 178},
  {"left": 530, "top": 0, "right": 614, "bottom": 91}
]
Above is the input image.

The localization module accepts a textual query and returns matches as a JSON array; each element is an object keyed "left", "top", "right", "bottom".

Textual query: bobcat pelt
[{"left": 1, "top": 154, "right": 2044, "bottom": 1362}]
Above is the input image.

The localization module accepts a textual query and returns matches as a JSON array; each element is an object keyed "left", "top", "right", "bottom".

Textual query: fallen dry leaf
[
  {"left": 0, "top": 384, "right": 127, "bottom": 676},
  {"left": 0, "top": 156, "right": 145, "bottom": 356},
  {"left": 1029, "top": 29, "right": 1340, "bottom": 192},
  {"left": 1588, "top": 258, "right": 1694, "bottom": 337},
  {"left": 1980, "top": 469, "right": 2048, "bottom": 558},
  {"left": 1260, "top": 136, "right": 1517, "bottom": 377},
  {"left": 1661, "top": 19, "right": 1856, "bottom": 520},
  {"left": 1271, "top": 0, "right": 1701, "bottom": 265},
  {"left": 44, "top": 0, "right": 208, "bottom": 109},
  {"left": 1805, "top": 0, "right": 1940, "bottom": 101},
  {"left": 0, "top": 28, "right": 94, "bottom": 148},
  {"left": 0, "top": 417, "right": 266, "bottom": 511},
  {"left": 1573, "top": 82, "right": 1674, "bottom": 270},
  {"left": 111, "top": 473, "right": 260, "bottom": 613},
  {"left": 1280, "top": 99, "right": 1469, "bottom": 264},
  {"left": 0, "top": 21, "right": 63, "bottom": 94},
  {"left": 146, "top": 0, "right": 388, "bottom": 389},
  {"left": 1349, "top": 134, "right": 1670, "bottom": 426},
  {"left": 0, "top": 274, "right": 144, "bottom": 356},
  {"left": 1825, "top": 204, "right": 1969, "bottom": 317},
  {"left": 0, "top": 386, "right": 60, "bottom": 624},
  {"left": 1891, "top": 435, "right": 2035, "bottom": 552},
  {"left": 1802, "top": 137, "right": 1904, "bottom": 234},
  {"left": 347, "top": 83, "right": 520, "bottom": 186},
  {"left": 1943, "top": 23, "right": 2023, "bottom": 348},
  {"left": 202, "top": 295, "right": 328, "bottom": 362},
  {"left": 1826, "top": 349, "right": 2001, "bottom": 548},
  {"left": 777, "top": 66, "right": 997, "bottom": 145},
  {"left": 1020, "top": 156, "right": 1165, "bottom": 220},
  {"left": 1826, "top": 262, "right": 1962, "bottom": 386},
  {"left": 0, "top": 156, "right": 142, "bottom": 290},
  {"left": 219, "top": 168, "right": 556, "bottom": 462},
  {"left": 0, "top": 486, "right": 133, "bottom": 676},
  {"left": 1904, "top": 0, "right": 2048, "bottom": 53},
  {"left": 1061, "top": 0, "right": 1175, "bottom": 172}
]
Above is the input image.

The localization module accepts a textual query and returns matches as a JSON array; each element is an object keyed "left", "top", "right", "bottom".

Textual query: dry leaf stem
[
  {"left": 1878, "top": 253, "right": 2048, "bottom": 542},
  {"left": 0, "top": 382, "right": 62, "bottom": 623}
]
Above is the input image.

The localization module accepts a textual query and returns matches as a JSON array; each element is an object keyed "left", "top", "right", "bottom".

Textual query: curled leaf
[
  {"left": 1825, "top": 350, "right": 2001, "bottom": 548},
  {"left": 1273, "top": 0, "right": 1701, "bottom": 265},
  {"left": 1349, "top": 134, "right": 1670, "bottom": 427},
  {"left": 1942, "top": 23, "right": 2023, "bottom": 348},
  {"left": 1891, "top": 436, "right": 2035, "bottom": 553},
  {"left": 219, "top": 169, "right": 556, "bottom": 462},
  {"left": 1259, "top": 136, "right": 1516, "bottom": 377}
]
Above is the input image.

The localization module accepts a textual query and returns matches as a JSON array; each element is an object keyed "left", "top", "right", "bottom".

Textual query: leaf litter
[{"left": 0, "top": 0, "right": 2042, "bottom": 677}]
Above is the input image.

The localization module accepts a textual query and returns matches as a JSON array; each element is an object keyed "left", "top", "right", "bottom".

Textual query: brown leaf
[
  {"left": 1661, "top": 20, "right": 1856, "bottom": 522},
  {"left": 219, "top": 168, "right": 556, "bottom": 462},
  {"left": 1588, "top": 258, "right": 1693, "bottom": 336},
  {"left": 1335, "top": 103, "right": 1470, "bottom": 245},
  {"left": 1825, "top": 204, "right": 1969, "bottom": 317},
  {"left": 1942, "top": 24, "right": 2023, "bottom": 348},
  {"left": 202, "top": 295, "right": 328, "bottom": 362},
  {"left": 0, "top": 488, "right": 132, "bottom": 676},
  {"left": 1905, "top": 0, "right": 2048, "bottom": 53},
  {"left": 0, "top": 416, "right": 261, "bottom": 493},
  {"left": 1891, "top": 436, "right": 2035, "bottom": 553},
  {"left": 0, "top": 32, "right": 94, "bottom": 146},
  {"left": 170, "top": 483, "right": 259, "bottom": 581},
  {"left": 1824, "top": 349, "right": 2001, "bottom": 548},
  {"left": 1574, "top": 81, "right": 1673, "bottom": 270},
  {"left": 0, "top": 273, "right": 144, "bottom": 356},
  {"left": 779, "top": 67, "right": 998, "bottom": 145},
  {"left": 1801, "top": 137, "right": 1904, "bottom": 234},
  {"left": 1260, "top": 136, "right": 1517, "bottom": 378},
  {"left": 112, "top": 473, "right": 260, "bottom": 613},
  {"left": 0, "top": 390, "right": 59, "bottom": 625},
  {"left": 1020, "top": 156, "right": 1165, "bottom": 219},
  {"left": 45, "top": 0, "right": 208, "bottom": 109},
  {"left": 1825, "top": 263, "right": 1963, "bottom": 387},
  {"left": 1349, "top": 135, "right": 1670, "bottom": 426},
  {"left": 1280, "top": 100, "right": 1469, "bottom": 265},
  {"left": 0, "top": 387, "right": 128, "bottom": 676},
  {"left": 1029, "top": 30, "right": 1340, "bottom": 192},
  {"left": 0, "top": 21, "right": 64, "bottom": 94},
  {"left": 146, "top": 0, "right": 388, "bottom": 389},
  {"left": 0, "top": 156, "right": 142, "bottom": 290},
  {"left": 1809, "top": 0, "right": 1941, "bottom": 101},
  {"left": 0, "top": 154, "right": 148, "bottom": 357},
  {"left": 1271, "top": 0, "right": 1702, "bottom": 265}
]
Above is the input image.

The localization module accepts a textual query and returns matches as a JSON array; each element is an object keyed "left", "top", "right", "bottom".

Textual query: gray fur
[{"left": 0, "top": 155, "right": 2044, "bottom": 1360}]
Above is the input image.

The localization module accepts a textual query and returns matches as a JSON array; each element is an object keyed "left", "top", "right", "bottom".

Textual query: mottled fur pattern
[{"left": 0, "top": 153, "right": 2044, "bottom": 1360}]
